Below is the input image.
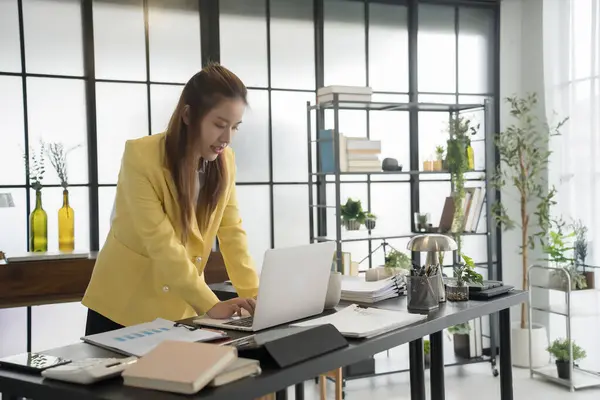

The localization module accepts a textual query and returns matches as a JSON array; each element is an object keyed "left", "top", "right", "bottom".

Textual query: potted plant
[
  {"left": 384, "top": 249, "right": 412, "bottom": 274},
  {"left": 423, "top": 339, "right": 431, "bottom": 369},
  {"left": 491, "top": 93, "right": 568, "bottom": 368},
  {"left": 572, "top": 219, "right": 593, "bottom": 288},
  {"left": 446, "top": 323, "right": 472, "bottom": 359},
  {"left": 365, "top": 212, "right": 377, "bottom": 230},
  {"left": 340, "top": 198, "right": 365, "bottom": 231},
  {"left": 543, "top": 218, "right": 587, "bottom": 291},
  {"left": 434, "top": 145, "right": 444, "bottom": 171},
  {"left": 546, "top": 338, "right": 586, "bottom": 380},
  {"left": 447, "top": 115, "right": 479, "bottom": 251},
  {"left": 446, "top": 254, "right": 483, "bottom": 301}
]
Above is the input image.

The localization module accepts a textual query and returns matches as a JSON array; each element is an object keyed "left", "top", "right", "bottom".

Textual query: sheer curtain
[{"left": 543, "top": 0, "right": 600, "bottom": 266}]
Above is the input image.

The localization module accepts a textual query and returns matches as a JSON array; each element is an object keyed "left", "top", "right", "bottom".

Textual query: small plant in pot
[
  {"left": 446, "top": 254, "right": 483, "bottom": 301},
  {"left": 543, "top": 218, "right": 587, "bottom": 291},
  {"left": 434, "top": 145, "right": 444, "bottom": 171},
  {"left": 446, "top": 323, "right": 472, "bottom": 359},
  {"left": 365, "top": 212, "right": 377, "bottom": 230},
  {"left": 423, "top": 339, "right": 431, "bottom": 369},
  {"left": 546, "top": 338, "right": 586, "bottom": 380},
  {"left": 340, "top": 198, "right": 365, "bottom": 231},
  {"left": 572, "top": 219, "right": 593, "bottom": 288},
  {"left": 384, "top": 249, "right": 412, "bottom": 275}
]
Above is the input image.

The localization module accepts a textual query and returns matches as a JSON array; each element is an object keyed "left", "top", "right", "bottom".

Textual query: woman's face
[{"left": 187, "top": 98, "right": 246, "bottom": 162}]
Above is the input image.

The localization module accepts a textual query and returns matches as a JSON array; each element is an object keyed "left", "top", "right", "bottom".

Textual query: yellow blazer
[{"left": 82, "top": 133, "right": 259, "bottom": 326}]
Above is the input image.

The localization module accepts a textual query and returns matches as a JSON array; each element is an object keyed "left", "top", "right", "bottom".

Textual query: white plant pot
[{"left": 511, "top": 322, "right": 550, "bottom": 368}]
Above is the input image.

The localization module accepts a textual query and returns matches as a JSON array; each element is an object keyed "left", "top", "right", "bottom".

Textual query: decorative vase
[
  {"left": 556, "top": 360, "right": 571, "bottom": 380},
  {"left": 58, "top": 189, "right": 75, "bottom": 252},
  {"left": 365, "top": 218, "right": 376, "bottom": 230},
  {"left": 344, "top": 219, "right": 361, "bottom": 231},
  {"left": 466, "top": 144, "right": 474, "bottom": 170},
  {"left": 423, "top": 160, "right": 433, "bottom": 171},
  {"left": 30, "top": 190, "right": 48, "bottom": 252},
  {"left": 453, "top": 333, "right": 471, "bottom": 359},
  {"left": 511, "top": 322, "right": 550, "bottom": 368},
  {"left": 433, "top": 160, "right": 443, "bottom": 171},
  {"left": 446, "top": 283, "right": 469, "bottom": 301}
]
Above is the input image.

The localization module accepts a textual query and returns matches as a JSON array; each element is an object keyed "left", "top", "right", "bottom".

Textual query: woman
[{"left": 82, "top": 64, "right": 259, "bottom": 335}]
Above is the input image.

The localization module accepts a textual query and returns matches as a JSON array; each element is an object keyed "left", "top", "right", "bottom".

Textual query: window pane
[
  {"left": 29, "top": 187, "right": 90, "bottom": 252},
  {"left": 0, "top": 76, "right": 25, "bottom": 185},
  {"left": 23, "top": 0, "right": 84, "bottom": 76},
  {"left": 27, "top": 78, "right": 88, "bottom": 185},
  {"left": 369, "top": 110, "right": 410, "bottom": 169},
  {"left": 98, "top": 186, "right": 116, "bottom": 248},
  {"left": 148, "top": 0, "right": 201, "bottom": 83},
  {"left": 0, "top": 0, "right": 21, "bottom": 73},
  {"left": 324, "top": 0, "right": 366, "bottom": 87},
  {"left": 273, "top": 185, "right": 309, "bottom": 248},
  {"left": 461, "top": 235, "right": 488, "bottom": 263},
  {"left": 150, "top": 84, "right": 183, "bottom": 134},
  {"left": 220, "top": 0, "right": 268, "bottom": 88},
  {"left": 418, "top": 4, "right": 456, "bottom": 93},
  {"left": 325, "top": 182, "right": 368, "bottom": 239},
  {"left": 234, "top": 185, "right": 271, "bottom": 274},
  {"left": 93, "top": 0, "right": 146, "bottom": 81},
  {"left": 96, "top": 82, "right": 148, "bottom": 184},
  {"left": 368, "top": 3, "right": 408, "bottom": 92},
  {"left": 572, "top": 0, "right": 594, "bottom": 80},
  {"left": 0, "top": 188, "right": 27, "bottom": 255},
  {"left": 0, "top": 308, "right": 26, "bottom": 358},
  {"left": 32, "top": 302, "right": 87, "bottom": 353},
  {"left": 272, "top": 91, "right": 313, "bottom": 182},
  {"left": 371, "top": 183, "right": 411, "bottom": 235},
  {"left": 232, "top": 89, "right": 269, "bottom": 183},
  {"left": 458, "top": 8, "right": 493, "bottom": 94},
  {"left": 418, "top": 110, "right": 451, "bottom": 169},
  {"left": 270, "top": 0, "right": 315, "bottom": 90}
]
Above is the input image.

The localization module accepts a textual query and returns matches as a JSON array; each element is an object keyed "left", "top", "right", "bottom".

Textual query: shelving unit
[
  {"left": 305, "top": 94, "right": 502, "bottom": 378},
  {"left": 528, "top": 264, "right": 600, "bottom": 391}
]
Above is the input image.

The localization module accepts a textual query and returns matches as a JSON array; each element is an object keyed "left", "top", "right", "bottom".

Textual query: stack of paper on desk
[
  {"left": 291, "top": 304, "right": 427, "bottom": 338},
  {"left": 341, "top": 275, "right": 406, "bottom": 304}
]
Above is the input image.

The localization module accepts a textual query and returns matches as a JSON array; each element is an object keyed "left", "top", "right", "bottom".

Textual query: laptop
[{"left": 193, "top": 241, "right": 336, "bottom": 332}]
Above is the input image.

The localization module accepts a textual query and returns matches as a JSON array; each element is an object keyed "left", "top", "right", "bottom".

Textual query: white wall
[{"left": 499, "top": 0, "right": 550, "bottom": 326}]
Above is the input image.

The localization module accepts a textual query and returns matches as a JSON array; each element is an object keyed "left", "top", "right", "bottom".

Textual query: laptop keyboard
[{"left": 224, "top": 317, "right": 253, "bottom": 327}]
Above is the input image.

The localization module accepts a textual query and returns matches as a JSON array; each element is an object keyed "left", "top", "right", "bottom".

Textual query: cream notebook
[
  {"left": 121, "top": 341, "right": 237, "bottom": 394},
  {"left": 209, "top": 358, "right": 261, "bottom": 387}
]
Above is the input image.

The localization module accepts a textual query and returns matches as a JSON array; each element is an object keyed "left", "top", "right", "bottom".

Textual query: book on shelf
[
  {"left": 318, "top": 129, "right": 382, "bottom": 173},
  {"left": 439, "top": 187, "right": 485, "bottom": 233},
  {"left": 317, "top": 85, "right": 373, "bottom": 104}
]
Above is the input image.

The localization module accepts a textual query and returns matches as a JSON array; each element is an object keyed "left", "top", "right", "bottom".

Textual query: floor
[{"left": 296, "top": 363, "right": 600, "bottom": 399}]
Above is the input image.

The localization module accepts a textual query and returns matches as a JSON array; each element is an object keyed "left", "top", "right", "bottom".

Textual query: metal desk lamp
[
  {"left": 407, "top": 234, "right": 458, "bottom": 302},
  {"left": 0, "top": 193, "right": 15, "bottom": 264}
]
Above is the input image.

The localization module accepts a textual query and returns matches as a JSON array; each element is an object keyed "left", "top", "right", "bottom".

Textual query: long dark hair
[{"left": 164, "top": 64, "right": 247, "bottom": 243}]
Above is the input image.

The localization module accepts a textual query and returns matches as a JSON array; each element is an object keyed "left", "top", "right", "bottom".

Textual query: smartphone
[{"left": 0, "top": 352, "right": 71, "bottom": 373}]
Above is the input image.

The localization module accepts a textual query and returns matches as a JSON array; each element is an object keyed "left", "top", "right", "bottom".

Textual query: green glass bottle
[
  {"left": 58, "top": 189, "right": 75, "bottom": 252},
  {"left": 30, "top": 189, "right": 48, "bottom": 252}
]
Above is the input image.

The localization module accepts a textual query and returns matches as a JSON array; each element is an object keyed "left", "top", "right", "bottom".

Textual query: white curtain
[{"left": 543, "top": 0, "right": 600, "bottom": 265}]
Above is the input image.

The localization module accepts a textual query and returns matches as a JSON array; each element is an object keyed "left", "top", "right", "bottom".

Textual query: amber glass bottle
[{"left": 58, "top": 189, "right": 75, "bottom": 252}]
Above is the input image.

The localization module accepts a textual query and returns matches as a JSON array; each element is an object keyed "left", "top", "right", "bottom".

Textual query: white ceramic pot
[
  {"left": 324, "top": 271, "right": 342, "bottom": 309},
  {"left": 511, "top": 322, "right": 550, "bottom": 368}
]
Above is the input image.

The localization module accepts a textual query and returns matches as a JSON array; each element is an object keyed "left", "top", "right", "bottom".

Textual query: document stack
[
  {"left": 340, "top": 275, "right": 406, "bottom": 304},
  {"left": 316, "top": 85, "right": 372, "bottom": 103}
]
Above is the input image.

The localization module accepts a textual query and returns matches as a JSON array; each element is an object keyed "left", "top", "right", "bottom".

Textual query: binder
[{"left": 340, "top": 275, "right": 406, "bottom": 304}]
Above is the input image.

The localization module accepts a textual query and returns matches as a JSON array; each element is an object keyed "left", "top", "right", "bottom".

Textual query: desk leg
[
  {"left": 430, "top": 331, "right": 445, "bottom": 400},
  {"left": 275, "top": 388, "right": 288, "bottom": 400},
  {"left": 409, "top": 338, "right": 426, "bottom": 400},
  {"left": 295, "top": 382, "right": 304, "bottom": 400},
  {"left": 499, "top": 308, "right": 513, "bottom": 400}
]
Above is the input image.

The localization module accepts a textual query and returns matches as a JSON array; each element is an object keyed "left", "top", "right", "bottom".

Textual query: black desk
[{"left": 0, "top": 290, "right": 527, "bottom": 400}]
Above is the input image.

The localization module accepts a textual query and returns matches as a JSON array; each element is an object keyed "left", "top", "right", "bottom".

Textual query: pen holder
[{"left": 406, "top": 274, "right": 440, "bottom": 312}]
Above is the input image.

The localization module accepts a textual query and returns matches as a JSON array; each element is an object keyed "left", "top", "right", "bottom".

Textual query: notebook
[
  {"left": 209, "top": 358, "right": 261, "bottom": 387},
  {"left": 81, "top": 318, "right": 226, "bottom": 357},
  {"left": 290, "top": 304, "right": 427, "bottom": 338},
  {"left": 122, "top": 341, "right": 237, "bottom": 394},
  {"left": 341, "top": 275, "right": 406, "bottom": 304}
]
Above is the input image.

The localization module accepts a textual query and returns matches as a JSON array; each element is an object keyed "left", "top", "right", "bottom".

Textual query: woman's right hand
[{"left": 206, "top": 298, "right": 256, "bottom": 319}]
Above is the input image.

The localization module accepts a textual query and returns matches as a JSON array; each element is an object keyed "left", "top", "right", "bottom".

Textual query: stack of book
[
  {"left": 340, "top": 275, "right": 406, "bottom": 304},
  {"left": 317, "top": 85, "right": 373, "bottom": 104},
  {"left": 318, "top": 130, "right": 382, "bottom": 173},
  {"left": 437, "top": 187, "right": 486, "bottom": 233}
]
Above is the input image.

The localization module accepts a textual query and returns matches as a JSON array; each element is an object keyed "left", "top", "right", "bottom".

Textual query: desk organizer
[{"left": 406, "top": 275, "right": 439, "bottom": 311}]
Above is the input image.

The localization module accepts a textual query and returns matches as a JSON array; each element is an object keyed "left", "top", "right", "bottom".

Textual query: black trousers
[{"left": 85, "top": 308, "right": 124, "bottom": 335}]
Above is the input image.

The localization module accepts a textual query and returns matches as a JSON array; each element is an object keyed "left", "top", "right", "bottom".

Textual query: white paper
[{"left": 81, "top": 318, "right": 224, "bottom": 357}]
